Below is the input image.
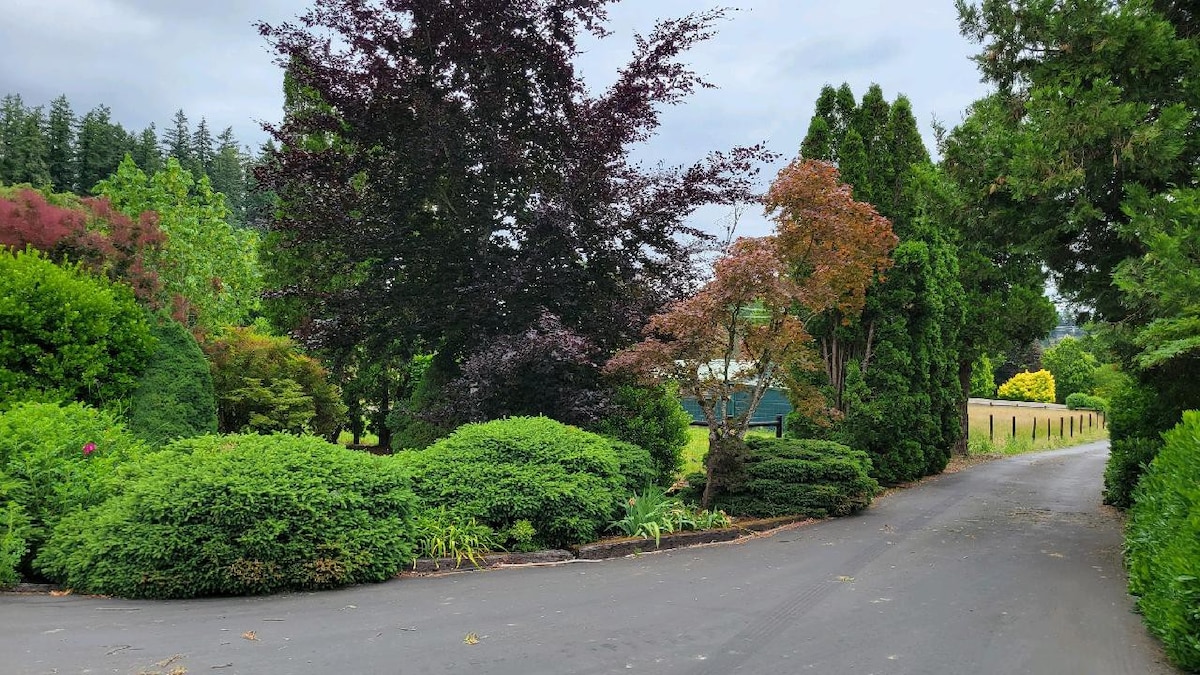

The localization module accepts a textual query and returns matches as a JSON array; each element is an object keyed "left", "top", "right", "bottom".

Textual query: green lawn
[{"left": 680, "top": 426, "right": 776, "bottom": 478}]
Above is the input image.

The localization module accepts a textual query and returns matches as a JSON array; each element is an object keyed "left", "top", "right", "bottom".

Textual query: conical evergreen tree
[
  {"left": 838, "top": 128, "right": 870, "bottom": 202},
  {"left": 75, "top": 105, "right": 130, "bottom": 191},
  {"left": 191, "top": 117, "right": 215, "bottom": 176},
  {"left": 884, "top": 95, "right": 929, "bottom": 233},
  {"left": 45, "top": 95, "right": 76, "bottom": 191},
  {"left": 209, "top": 126, "right": 246, "bottom": 223},
  {"left": 0, "top": 94, "right": 26, "bottom": 183},
  {"left": 131, "top": 125, "right": 164, "bottom": 175},
  {"left": 162, "top": 109, "right": 191, "bottom": 165},
  {"left": 14, "top": 105, "right": 50, "bottom": 186}
]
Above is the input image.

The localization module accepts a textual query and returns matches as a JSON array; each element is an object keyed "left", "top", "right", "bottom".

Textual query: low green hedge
[
  {"left": 1125, "top": 411, "right": 1200, "bottom": 671},
  {"left": 0, "top": 402, "right": 147, "bottom": 580},
  {"left": 1103, "top": 437, "right": 1161, "bottom": 508},
  {"left": 396, "top": 417, "right": 648, "bottom": 549},
  {"left": 698, "top": 437, "right": 880, "bottom": 518},
  {"left": 37, "top": 434, "right": 415, "bottom": 598},
  {"left": 1065, "top": 392, "right": 1108, "bottom": 413}
]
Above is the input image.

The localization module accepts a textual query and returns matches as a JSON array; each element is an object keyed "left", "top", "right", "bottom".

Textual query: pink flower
[{"left": 82, "top": 442, "right": 96, "bottom": 456}]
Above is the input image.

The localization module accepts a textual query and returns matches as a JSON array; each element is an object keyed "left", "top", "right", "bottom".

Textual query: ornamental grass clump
[{"left": 37, "top": 433, "right": 416, "bottom": 599}]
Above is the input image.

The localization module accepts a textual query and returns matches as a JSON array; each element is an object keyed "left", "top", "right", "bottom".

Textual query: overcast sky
[{"left": 0, "top": 0, "right": 991, "bottom": 237}]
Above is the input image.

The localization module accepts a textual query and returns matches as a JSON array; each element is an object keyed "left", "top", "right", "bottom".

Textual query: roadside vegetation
[{"left": 0, "top": 1, "right": 1196, "bottom": 664}]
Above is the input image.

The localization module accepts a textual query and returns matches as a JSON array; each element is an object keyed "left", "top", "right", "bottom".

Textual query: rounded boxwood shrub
[
  {"left": 1125, "top": 411, "right": 1200, "bottom": 671},
  {"left": 127, "top": 317, "right": 218, "bottom": 446},
  {"left": 36, "top": 433, "right": 415, "bottom": 598},
  {"left": 0, "top": 247, "right": 153, "bottom": 407},
  {"left": 703, "top": 437, "right": 880, "bottom": 518},
  {"left": 396, "top": 417, "right": 644, "bottom": 549},
  {"left": 0, "top": 402, "right": 147, "bottom": 573}
]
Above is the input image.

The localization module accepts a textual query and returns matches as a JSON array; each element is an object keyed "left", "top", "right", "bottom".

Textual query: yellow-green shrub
[{"left": 997, "top": 369, "right": 1056, "bottom": 404}]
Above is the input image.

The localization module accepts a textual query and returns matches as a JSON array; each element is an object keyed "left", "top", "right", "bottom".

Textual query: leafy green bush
[
  {"left": 1065, "top": 392, "right": 1108, "bottom": 413},
  {"left": 203, "top": 327, "right": 346, "bottom": 439},
  {"left": 0, "top": 496, "right": 29, "bottom": 587},
  {"left": 1104, "top": 438, "right": 1162, "bottom": 508},
  {"left": 396, "top": 417, "right": 637, "bottom": 549},
  {"left": 698, "top": 437, "right": 879, "bottom": 518},
  {"left": 970, "top": 354, "right": 997, "bottom": 398},
  {"left": 0, "top": 248, "right": 153, "bottom": 407},
  {"left": 590, "top": 383, "right": 692, "bottom": 486},
  {"left": 1125, "top": 411, "right": 1200, "bottom": 671},
  {"left": 996, "top": 369, "right": 1056, "bottom": 403},
  {"left": 609, "top": 440, "right": 657, "bottom": 495},
  {"left": 1042, "top": 337, "right": 1097, "bottom": 403},
  {"left": 0, "top": 402, "right": 147, "bottom": 574},
  {"left": 127, "top": 317, "right": 218, "bottom": 446},
  {"left": 37, "top": 433, "right": 415, "bottom": 598}
]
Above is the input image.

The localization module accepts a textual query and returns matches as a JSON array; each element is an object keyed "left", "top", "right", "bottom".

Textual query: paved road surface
[{"left": 0, "top": 441, "right": 1179, "bottom": 674}]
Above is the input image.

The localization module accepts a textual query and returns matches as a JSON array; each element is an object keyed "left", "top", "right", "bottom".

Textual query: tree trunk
[
  {"left": 954, "top": 358, "right": 972, "bottom": 456},
  {"left": 700, "top": 433, "right": 748, "bottom": 510},
  {"left": 376, "top": 366, "right": 392, "bottom": 451}
]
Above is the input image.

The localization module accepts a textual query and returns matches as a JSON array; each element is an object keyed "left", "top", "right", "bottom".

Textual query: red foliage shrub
[{"left": 0, "top": 188, "right": 165, "bottom": 306}]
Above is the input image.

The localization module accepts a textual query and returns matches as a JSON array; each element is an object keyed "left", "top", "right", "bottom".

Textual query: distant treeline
[{"left": 0, "top": 93, "right": 273, "bottom": 227}]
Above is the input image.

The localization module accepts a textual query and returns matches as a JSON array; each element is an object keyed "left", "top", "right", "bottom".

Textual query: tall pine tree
[{"left": 45, "top": 95, "right": 76, "bottom": 191}]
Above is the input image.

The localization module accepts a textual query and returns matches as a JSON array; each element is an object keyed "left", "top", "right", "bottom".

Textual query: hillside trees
[{"left": 256, "top": 0, "right": 771, "bottom": 429}]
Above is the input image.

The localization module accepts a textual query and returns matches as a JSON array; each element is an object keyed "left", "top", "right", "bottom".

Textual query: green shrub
[
  {"left": 1125, "top": 411, "right": 1200, "bottom": 671},
  {"left": 996, "top": 369, "right": 1056, "bottom": 403},
  {"left": 0, "top": 496, "right": 29, "bottom": 587},
  {"left": 590, "top": 383, "right": 692, "bottom": 486},
  {"left": 1042, "top": 337, "right": 1097, "bottom": 403},
  {"left": 699, "top": 437, "right": 880, "bottom": 518},
  {"left": 36, "top": 433, "right": 415, "bottom": 598},
  {"left": 1104, "top": 437, "right": 1162, "bottom": 508},
  {"left": 127, "top": 317, "right": 218, "bottom": 446},
  {"left": 0, "top": 248, "right": 153, "bottom": 407},
  {"left": 970, "top": 354, "right": 997, "bottom": 398},
  {"left": 203, "top": 327, "right": 347, "bottom": 439},
  {"left": 1065, "top": 392, "right": 1108, "bottom": 413},
  {"left": 395, "top": 417, "right": 634, "bottom": 549},
  {"left": 0, "top": 402, "right": 147, "bottom": 573},
  {"left": 609, "top": 440, "right": 657, "bottom": 495},
  {"left": 608, "top": 486, "right": 730, "bottom": 548}
]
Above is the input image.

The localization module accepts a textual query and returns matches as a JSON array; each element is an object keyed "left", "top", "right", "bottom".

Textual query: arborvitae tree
[
  {"left": 884, "top": 95, "right": 929, "bottom": 228},
  {"left": 190, "top": 117, "right": 214, "bottom": 176},
  {"left": 838, "top": 128, "right": 870, "bottom": 200},
  {"left": 45, "top": 95, "right": 75, "bottom": 192},
  {"left": 74, "top": 105, "right": 129, "bottom": 192},
  {"left": 800, "top": 115, "right": 833, "bottom": 162},
  {"left": 855, "top": 84, "right": 893, "bottom": 213},
  {"left": 208, "top": 127, "right": 245, "bottom": 223},
  {"left": 130, "top": 126, "right": 163, "bottom": 176},
  {"left": 161, "top": 110, "right": 191, "bottom": 165}
]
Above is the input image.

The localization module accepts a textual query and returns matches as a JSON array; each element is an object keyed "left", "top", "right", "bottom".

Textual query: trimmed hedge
[
  {"left": 1125, "top": 411, "right": 1200, "bottom": 671},
  {"left": 0, "top": 402, "right": 147, "bottom": 576},
  {"left": 699, "top": 437, "right": 880, "bottom": 518},
  {"left": 997, "top": 369, "right": 1056, "bottom": 404},
  {"left": 37, "top": 434, "right": 416, "bottom": 598},
  {"left": 1104, "top": 438, "right": 1161, "bottom": 508},
  {"left": 127, "top": 317, "right": 218, "bottom": 446},
  {"left": 0, "top": 248, "right": 153, "bottom": 407},
  {"left": 1065, "top": 392, "right": 1108, "bottom": 413},
  {"left": 396, "top": 417, "right": 646, "bottom": 549}
]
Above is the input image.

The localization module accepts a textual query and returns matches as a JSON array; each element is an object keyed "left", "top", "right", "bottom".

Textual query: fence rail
[{"left": 689, "top": 414, "right": 784, "bottom": 439}]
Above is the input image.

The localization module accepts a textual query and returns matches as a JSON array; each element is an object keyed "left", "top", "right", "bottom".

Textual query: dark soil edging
[{"left": 404, "top": 515, "right": 817, "bottom": 575}]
